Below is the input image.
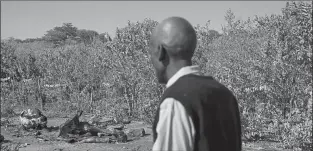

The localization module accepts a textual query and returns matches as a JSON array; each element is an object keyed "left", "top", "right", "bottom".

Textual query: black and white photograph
[{"left": 1, "top": 1, "right": 312, "bottom": 151}]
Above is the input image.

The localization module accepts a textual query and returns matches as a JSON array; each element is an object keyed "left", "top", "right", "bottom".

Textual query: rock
[{"left": 125, "top": 128, "right": 145, "bottom": 139}]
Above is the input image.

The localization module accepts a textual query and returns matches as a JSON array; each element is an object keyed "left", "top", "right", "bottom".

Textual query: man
[{"left": 149, "top": 16, "right": 242, "bottom": 151}]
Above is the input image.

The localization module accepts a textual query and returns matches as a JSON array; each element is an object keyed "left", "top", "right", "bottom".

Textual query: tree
[
  {"left": 99, "top": 32, "right": 112, "bottom": 43},
  {"left": 1, "top": 41, "right": 18, "bottom": 79},
  {"left": 207, "top": 30, "right": 221, "bottom": 41},
  {"left": 23, "top": 38, "right": 43, "bottom": 43},
  {"left": 76, "top": 29, "right": 99, "bottom": 45},
  {"left": 205, "top": 1, "right": 312, "bottom": 148},
  {"left": 43, "top": 23, "right": 78, "bottom": 46},
  {"left": 106, "top": 18, "right": 161, "bottom": 117}
]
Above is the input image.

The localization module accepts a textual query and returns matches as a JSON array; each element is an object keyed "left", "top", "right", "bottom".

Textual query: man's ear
[{"left": 157, "top": 44, "right": 167, "bottom": 62}]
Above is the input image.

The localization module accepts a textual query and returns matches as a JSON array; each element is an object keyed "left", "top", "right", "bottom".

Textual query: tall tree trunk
[{"left": 124, "top": 86, "right": 132, "bottom": 116}]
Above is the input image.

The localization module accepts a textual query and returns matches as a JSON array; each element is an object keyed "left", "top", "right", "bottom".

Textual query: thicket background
[{"left": 1, "top": 1, "right": 312, "bottom": 150}]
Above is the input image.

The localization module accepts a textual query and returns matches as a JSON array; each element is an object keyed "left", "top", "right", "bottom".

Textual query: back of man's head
[{"left": 150, "top": 16, "right": 197, "bottom": 60}]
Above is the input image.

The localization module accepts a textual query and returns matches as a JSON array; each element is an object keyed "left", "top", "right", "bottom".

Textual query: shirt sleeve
[{"left": 152, "top": 98, "right": 195, "bottom": 151}]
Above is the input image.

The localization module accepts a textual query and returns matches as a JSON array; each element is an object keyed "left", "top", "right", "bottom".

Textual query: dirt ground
[
  {"left": 1, "top": 116, "right": 153, "bottom": 151},
  {"left": 1, "top": 116, "right": 290, "bottom": 151}
]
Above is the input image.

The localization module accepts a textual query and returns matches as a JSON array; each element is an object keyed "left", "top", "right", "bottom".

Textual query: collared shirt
[{"left": 152, "top": 65, "right": 199, "bottom": 151}]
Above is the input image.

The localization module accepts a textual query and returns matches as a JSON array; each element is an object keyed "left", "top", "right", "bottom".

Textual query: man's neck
[{"left": 165, "top": 60, "right": 192, "bottom": 82}]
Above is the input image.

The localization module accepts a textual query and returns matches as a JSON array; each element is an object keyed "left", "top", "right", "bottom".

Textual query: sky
[{"left": 1, "top": 1, "right": 289, "bottom": 40}]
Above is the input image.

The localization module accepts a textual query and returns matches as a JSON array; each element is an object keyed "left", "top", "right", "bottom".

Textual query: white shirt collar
[{"left": 166, "top": 65, "right": 200, "bottom": 88}]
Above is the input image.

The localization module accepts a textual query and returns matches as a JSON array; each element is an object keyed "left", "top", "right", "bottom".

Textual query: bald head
[{"left": 150, "top": 17, "right": 197, "bottom": 60}]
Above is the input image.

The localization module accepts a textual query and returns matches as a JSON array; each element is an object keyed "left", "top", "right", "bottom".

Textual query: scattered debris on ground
[
  {"left": 1, "top": 109, "right": 151, "bottom": 151},
  {"left": 56, "top": 110, "right": 144, "bottom": 144},
  {"left": 19, "top": 108, "right": 48, "bottom": 130}
]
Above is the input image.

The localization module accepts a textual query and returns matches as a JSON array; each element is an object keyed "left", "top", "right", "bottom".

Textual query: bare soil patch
[
  {"left": 1, "top": 116, "right": 153, "bottom": 151},
  {"left": 1, "top": 116, "right": 291, "bottom": 151}
]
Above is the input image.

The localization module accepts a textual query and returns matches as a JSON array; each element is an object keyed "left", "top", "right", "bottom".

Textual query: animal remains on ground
[{"left": 19, "top": 108, "right": 47, "bottom": 130}]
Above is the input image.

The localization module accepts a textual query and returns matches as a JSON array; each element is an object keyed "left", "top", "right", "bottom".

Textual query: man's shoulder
[
  {"left": 178, "top": 74, "right": 225, "bottom": 90},
  {"left": 164, "top": 74, "right": 231, "bottom": 97}
]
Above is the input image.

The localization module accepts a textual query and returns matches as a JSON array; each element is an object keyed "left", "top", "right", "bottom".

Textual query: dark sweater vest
[{"left": 152, "top": 74, "right": 242, "bottom": 151}]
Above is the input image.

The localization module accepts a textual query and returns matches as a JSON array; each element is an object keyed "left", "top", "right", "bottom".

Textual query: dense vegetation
[{"left": 1, "top": 1, "right": 312, "bottom": 150}]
